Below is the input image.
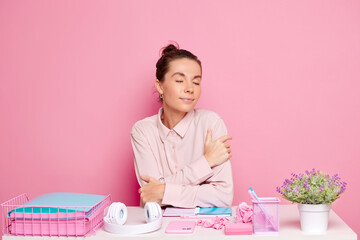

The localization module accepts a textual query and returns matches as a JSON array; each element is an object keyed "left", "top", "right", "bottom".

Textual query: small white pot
[{"left": 298, "top": 203, "right": 331, "bottom": 233}]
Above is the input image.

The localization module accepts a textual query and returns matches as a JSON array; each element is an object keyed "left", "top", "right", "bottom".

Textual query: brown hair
[{"left": 156, "top": 42, "right": 202, "bottom": 82}]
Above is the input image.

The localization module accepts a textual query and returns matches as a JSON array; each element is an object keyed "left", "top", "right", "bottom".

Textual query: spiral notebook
[
  {"left": 163, "top": 207, "right": 199, "bottom": 217},
  {"left": 163, "top": 207, "right": 232, "bottom": 217},
  {"left": 198, "top": 207, "right": 232, "bottom": 216}
]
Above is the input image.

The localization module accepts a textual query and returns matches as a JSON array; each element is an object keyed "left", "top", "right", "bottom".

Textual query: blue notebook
[
  {"left": 8, "top": 192, "right": 106, "bottom": 218},
  {"left": 198, "top": 207, "right": 232, "bottom": 216}
]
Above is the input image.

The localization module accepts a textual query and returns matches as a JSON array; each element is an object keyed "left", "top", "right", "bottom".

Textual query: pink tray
[{"left": 1, "top": 194, "right": 111, "bottom": 236}]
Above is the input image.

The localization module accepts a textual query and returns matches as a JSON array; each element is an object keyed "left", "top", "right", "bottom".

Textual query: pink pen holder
[{"left": 252, "top": 197, "right": 280, "bottom": 234}]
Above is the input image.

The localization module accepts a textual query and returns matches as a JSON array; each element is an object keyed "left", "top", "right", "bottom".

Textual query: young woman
[{"left": 131, "top": 43, "right": 233, "bottom": 208}]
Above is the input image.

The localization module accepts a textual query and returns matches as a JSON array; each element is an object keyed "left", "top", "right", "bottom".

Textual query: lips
[{"left": 180, "top": 98, "right": 195, "bottom": 103}]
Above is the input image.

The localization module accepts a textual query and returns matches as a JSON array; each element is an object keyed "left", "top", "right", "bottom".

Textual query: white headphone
[{"left": 103, "top": 202, "right": 162, "bottom": 235}]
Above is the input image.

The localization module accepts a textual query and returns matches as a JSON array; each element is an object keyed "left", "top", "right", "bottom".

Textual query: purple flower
[
  {"left": 331, "top": 173, "right": 340, "bottom": 182},
  {"left": 276, "top": 186, "right": 285, "bottom": 196},
  {"left": 285, "top": 179, "right": 294, "bottom": 185},
  {"left": 318, "top": 184, "right": 325, "bottom": 194},
  {"left": 303, "top": 179, "right": 310, "bottom": 191},
  {"left": 303, "top": 179, "right": 307, "bottom": 187}
]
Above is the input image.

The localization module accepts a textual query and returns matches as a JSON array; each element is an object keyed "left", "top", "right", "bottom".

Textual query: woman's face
[{"left": 156, "top": 58, "right": 202, "bottom": 114}]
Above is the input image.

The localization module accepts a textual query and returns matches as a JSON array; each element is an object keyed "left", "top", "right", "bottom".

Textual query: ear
[{"left": 155, "top": 80, "right": 164, "bottom": 95}]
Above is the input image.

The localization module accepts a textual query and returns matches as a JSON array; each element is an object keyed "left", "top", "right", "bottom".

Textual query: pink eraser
[{"left": 225, "top": 223, "right": 253, "bottom": 235}]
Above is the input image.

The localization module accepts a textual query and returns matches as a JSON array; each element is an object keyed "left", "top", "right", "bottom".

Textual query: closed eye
[
  {"left": 176, "top": 80, "right": 183, "bottom": 83},
  {"left": 193, "top": 82, "right": 200, "bottom": 85}
]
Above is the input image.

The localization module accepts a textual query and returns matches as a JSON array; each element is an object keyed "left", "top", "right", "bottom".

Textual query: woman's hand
[
  {"left": 204, "top": 129, "right": 232, "bottom": 168},
  {"left": 139, "top": 175, "right": 165, "bottom": 204}
]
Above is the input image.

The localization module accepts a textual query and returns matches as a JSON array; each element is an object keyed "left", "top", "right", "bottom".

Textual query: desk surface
[{"left": 3, "top": 205, "right": 357, "bottom": 240}]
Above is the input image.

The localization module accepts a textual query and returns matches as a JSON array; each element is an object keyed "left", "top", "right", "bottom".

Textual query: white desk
[{"left": 3, "top": 205, "right": 357, "bottom": 240}]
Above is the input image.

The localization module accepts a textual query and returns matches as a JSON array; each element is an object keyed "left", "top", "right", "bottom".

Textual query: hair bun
[{"left": 161, "top": 43, "right": 179, "bottom": 55}]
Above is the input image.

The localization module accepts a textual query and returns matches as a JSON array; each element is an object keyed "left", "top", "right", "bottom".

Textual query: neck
[{"left": 161, "top": 106, "right": 187, "bottom": 130}]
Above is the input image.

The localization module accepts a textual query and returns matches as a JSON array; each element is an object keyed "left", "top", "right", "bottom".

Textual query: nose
[{"left": 185, "top": 81, "right": 194, "bottom": 93}]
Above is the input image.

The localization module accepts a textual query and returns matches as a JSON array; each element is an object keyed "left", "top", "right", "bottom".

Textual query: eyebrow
[{"left": 171, "top": 72, "right": 202, "bottom": 80}]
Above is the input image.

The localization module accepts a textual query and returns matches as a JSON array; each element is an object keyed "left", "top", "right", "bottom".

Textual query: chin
[
  {"left": 166, "top": 100, "right": 198, "bottom": 114},
  {"left": 179, "top": 104, "right": 196, "bottom": 113}
]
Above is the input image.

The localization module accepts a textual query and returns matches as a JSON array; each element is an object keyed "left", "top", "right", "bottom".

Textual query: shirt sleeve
[
  {"left": 162, "top": 161, "right": 234, "bottom": 207},
  {"left": 161, "top": 116, "right": 234, "bottom": 207},
  {"left": 131, "top": 124, "right": 214, "bottom": 187},
  {"left": 131, "top": 123, "right": 162, "bottom": 187}
]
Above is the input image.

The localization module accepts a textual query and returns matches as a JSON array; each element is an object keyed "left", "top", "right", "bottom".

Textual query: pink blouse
[{"left": 131, "top": 108, "right": 234, "bottom": 208}]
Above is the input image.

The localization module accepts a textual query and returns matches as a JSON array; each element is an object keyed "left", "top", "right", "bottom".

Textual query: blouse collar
[{"left": 157, "top": 108, "right": 195, "bottom": 142}]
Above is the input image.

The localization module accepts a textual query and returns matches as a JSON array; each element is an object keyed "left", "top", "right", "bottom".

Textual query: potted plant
[{"left": 276, "top": 168, "right": 347, "bottom": 233}]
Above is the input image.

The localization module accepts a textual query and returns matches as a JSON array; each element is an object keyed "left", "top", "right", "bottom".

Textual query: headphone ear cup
[
  {"left": 105, "top": 202, "right": 127, "bottom": 225},
  {"left": 154, "top": 202, "right": 161, "bottom": 219},
  {"left": 106, "top": 202, "right": 119, "bottom": 224},
  {"left": 114, "top": 202, "right": 128, "bottom": 225},
  {"left": 144, "top": 202, "right": 161, "bottom": 223}
]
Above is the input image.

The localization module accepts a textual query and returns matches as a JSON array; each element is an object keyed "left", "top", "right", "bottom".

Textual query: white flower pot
[{"left": 298, "top": 203, "right": 331, "bottom": 233}]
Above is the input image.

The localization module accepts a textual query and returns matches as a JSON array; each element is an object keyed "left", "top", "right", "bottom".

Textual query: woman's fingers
[
  {"left": 138, "top": 181, "right": 165, "bottom": 204},
  {"left": 140, "top": 175, "right": 151, "bottom": 183},
  {"left": 204, "top": 133, "right": 233, "bottom": 168},
  {"left": 217, "top": 135, "right": 232, "bottom": 143}
]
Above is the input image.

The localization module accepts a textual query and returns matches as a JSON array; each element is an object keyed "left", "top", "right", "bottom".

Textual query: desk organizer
[
  {"left": 252, "top": 197, "right": 280, "bottom": 234},
  {"left": 1, "top": 193, "right": 111, "bottom": 237}
]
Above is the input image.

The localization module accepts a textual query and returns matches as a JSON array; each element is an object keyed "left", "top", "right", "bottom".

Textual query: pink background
[{"left": 1, "top": 0, "right": 359, "bottom": 236}]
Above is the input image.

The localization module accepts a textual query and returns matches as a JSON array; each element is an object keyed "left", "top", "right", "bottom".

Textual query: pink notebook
[{"left": 165, "top": 221, "right": 196, "bottom": 234}]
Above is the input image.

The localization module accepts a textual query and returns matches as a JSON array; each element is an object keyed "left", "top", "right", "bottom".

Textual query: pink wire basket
[{"left": 1, "top": 193, "right": 111, "bottom": 237}]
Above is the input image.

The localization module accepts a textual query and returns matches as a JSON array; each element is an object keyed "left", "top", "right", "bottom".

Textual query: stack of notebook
[{"left": 4, "top": 192, "right": 111, "bottom": 236}]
